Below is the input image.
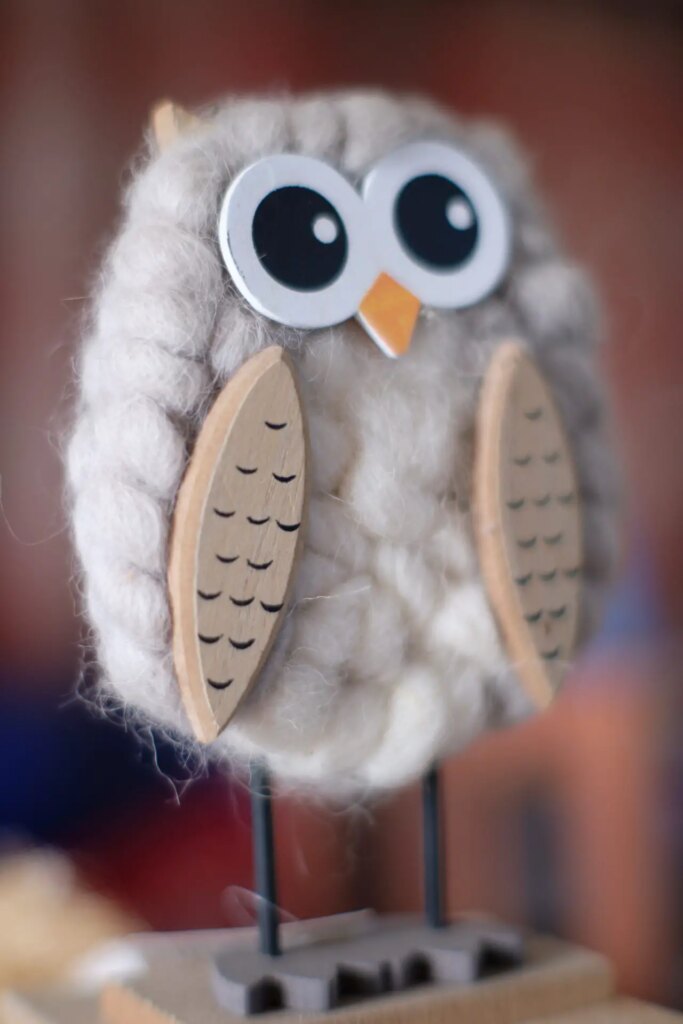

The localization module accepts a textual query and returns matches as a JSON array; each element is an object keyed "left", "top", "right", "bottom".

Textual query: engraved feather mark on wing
[
  {"left": 208, "top": 678, "right": 233, "bottom": 690},
  {"left": 229, "top": 637, "right": 255, "bottom": 651},
  {"left": 273, "top": 472, "right": 296, "bottom": 483},
  {"left": 543, "top": 451, "right": 561, "bottom": 464},
  {"left": 564, "top": 567, "right": 582, "bottom": 579},
  {"left": 198, "top": 633, "right": 222, "bottom": 645},
  {"left": 525, "top": 610, "right": 542, "bottom": 623},
  {"left": 247, "top": 559, "right": 273, "bottom": 571},
  {"left": 525, "top": 407, "right": 543, "bottom": 420},
  {"left": 558, "top": 492, "right": 575, "bottom": 505},
  {"left": 507, "top": 498, "right": 525, "bottom": 510},
  {"left": 515, "top": 572, "right": 533, "bottom": 585},
  {"left": 539, "top": 570, "right": 558, "bottom": 582},
  {"left": 216, "top": 554, "right": 239, "bottom": 564},
  {"left": 230, "top": 596, "right": 254, "bottom": 607},
  {"left": 247, "top": 515, "right": 270, "bottom": 526},
  {"left": 213, "top": 508, "right": 235, "bottom": 518},
  {"left": 261, "top": 601, "right": 284, "bottom": 613},
  {"left": 236, "top": 465, "right": 257, "bottom": 475},
  {"left": 534, "top": 494, "right": 551, "bottom": 507},
  {"left": 265, "top": 421, "right": 287, "bottom": 430},
  {"left": 518, "top": 535, "right": 537, "bottom": 550},
  {"left": 276, "top": 520, "right": 301, "bottom": 533},
  {"left": 549, "top": 605, "right": 568, "bottom": 619},
  {"left": 544, "top": 532, "right": 563, "bottom": 546},
  {"left": 542, "top": 646, "right": 561, "bottom": 661},
  {"left": 197, "top": 589, "right": 221, "bottom": 601},
  {"left": 513, "top": 455, "right": 532, "bottom": 466}
]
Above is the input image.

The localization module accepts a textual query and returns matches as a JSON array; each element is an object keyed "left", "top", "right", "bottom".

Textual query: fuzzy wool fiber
[{"left": 66, "top": 91, "right": 620, "bottom": 798}]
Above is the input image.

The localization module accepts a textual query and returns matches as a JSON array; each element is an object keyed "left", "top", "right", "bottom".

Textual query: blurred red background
[{"left": 1, "top": 0, "right": 681, "bottom": 1010}]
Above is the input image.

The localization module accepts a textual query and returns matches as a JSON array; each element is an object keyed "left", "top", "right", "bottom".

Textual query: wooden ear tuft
[{"left": 150, "top": 100, "right": 202, "bottom": 151}]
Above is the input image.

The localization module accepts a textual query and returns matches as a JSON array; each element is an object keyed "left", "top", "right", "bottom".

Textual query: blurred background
[{"left": 1, "top": 0, "right": 682, "bottom": 1010}]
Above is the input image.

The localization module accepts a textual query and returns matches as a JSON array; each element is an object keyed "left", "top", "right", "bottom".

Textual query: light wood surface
[
  {"left": 168, "top": 345, "right": 308, "bottom": 742},
  {"left": 474, "top": 341, "right": 582, "bottom": 708},
  {"left": 2, "top": 990, "right": 98, "bottom": 1024},
  {"left": 535, "top": 997, "right": 683, "bottom": 1023},
  {"left": 99, "top": 935, "right": 614, "bottom": 1024}
]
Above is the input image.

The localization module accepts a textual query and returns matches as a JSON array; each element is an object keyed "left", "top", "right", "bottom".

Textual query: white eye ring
[
  {"left": 218, "top": 154, "right": 375, "bottom": 329},
  {"left": 362, "top": 140, "right": 511, "bottom": 309}
]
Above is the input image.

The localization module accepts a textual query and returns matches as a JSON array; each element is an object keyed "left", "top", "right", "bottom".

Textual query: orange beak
[{"left": 356, "top": 273, "right": 421, "bottom": 358}]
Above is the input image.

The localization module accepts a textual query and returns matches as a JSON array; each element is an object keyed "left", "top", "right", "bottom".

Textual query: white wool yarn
[{"left": 66, "top": 91, "right": 620, "bottom": 798}]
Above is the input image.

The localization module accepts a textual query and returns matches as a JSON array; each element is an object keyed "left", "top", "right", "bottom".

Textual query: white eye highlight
[
  {"left": 312, "top": 214, "right": 339, "bottom": 244},
  {"left": 218, "top": 154, "right": 375, "bottom": 329},
  {"left": 446, "top": 197, "right": 475, "bottom": 231},
  {"left": 362, "top": 140, "right": 511, "bottom": 309}
]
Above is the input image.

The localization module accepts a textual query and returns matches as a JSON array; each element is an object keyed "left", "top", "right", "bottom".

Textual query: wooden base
[
  {"left": 98, "top": 935, "right": 610, "bottom": 1023},
  {"left": 4, "top": 931, "right": 682, "bottom": 1024},
  {"left": 7, "top": 993, "right": 679, "bottom": 1024},
  {"left": 541, "top": 1003, "right": 682, "bottom": 1023}
]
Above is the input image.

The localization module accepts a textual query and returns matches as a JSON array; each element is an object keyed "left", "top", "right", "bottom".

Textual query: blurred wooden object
[
  {"left": 0, "top": 850, "right": 137, "bottom": 995},
  {"left": 2, "top": 990, "right": 98, "bottom": 1024}
]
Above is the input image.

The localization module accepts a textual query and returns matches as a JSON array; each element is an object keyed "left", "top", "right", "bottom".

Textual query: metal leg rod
[
  {"left": 251, "top": 761, "right": 281, "bottom": 956},
  {"left": 422, "top": 763, "right": 445, "bottom": 929}
]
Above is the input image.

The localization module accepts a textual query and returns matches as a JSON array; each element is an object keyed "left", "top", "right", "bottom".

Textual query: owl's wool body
[{"left": 67, "top": 92, "right": 619, "bottom": 797}]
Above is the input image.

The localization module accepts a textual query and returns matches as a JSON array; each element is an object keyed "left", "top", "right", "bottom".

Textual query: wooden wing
[
  {"left": 474, "top": 341, "right": 583, "bottom": 708},
  {"left": 168, "top": 346, "right": 307, "bottom": 742}
]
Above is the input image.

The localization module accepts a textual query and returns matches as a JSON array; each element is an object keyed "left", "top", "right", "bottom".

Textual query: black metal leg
[
  {"left": 422, "top": 764, "right": 445, "bottom": 929},
  {"left": 251, "top": 761, "right": 281, "bottom": 956}
]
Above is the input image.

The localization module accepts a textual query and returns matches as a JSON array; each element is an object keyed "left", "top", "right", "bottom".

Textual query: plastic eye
[
  {"left": 219, "top": 154, "right": 375, "bottom": 329},
  {"left": 252, "top": 186, "right": 347, "bottom": 291},
  {"left": 395, "top": 175, "right": 478, "bottom": 271},
  {"left": 363, "top": 141, "right": 511, "bottom": 309}
]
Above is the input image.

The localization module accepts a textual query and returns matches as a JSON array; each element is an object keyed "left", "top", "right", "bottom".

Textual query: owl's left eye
[
  {"left": 394, "top": 174, "right": 479, "bottom": 271},
  {"left": 363, "top": 140, "right": 511, "bottom": 310},
  {"left": 219, "top": 154, "right": 373, "bottom": 329}
]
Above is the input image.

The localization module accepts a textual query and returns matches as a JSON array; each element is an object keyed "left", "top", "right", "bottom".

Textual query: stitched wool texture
[{"left": 66, "top": 91, "right": 620, "bottom": 798}]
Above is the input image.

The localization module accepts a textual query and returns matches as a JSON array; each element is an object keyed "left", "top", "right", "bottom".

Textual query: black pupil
[
  {"left": 252, "top": 185, "right": 347, "bottom": 291},
  {"left": 395, "top": 173, "right": 478, "bottom": 271}
]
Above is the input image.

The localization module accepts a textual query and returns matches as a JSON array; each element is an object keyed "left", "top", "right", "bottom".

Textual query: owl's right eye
[{"left": 219, "top": 155, "right": 373, "bottom": 330}]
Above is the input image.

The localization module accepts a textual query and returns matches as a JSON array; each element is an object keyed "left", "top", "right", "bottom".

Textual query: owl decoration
[{"left": 67, "top": 91, "right": 619, "bottom": 797}]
